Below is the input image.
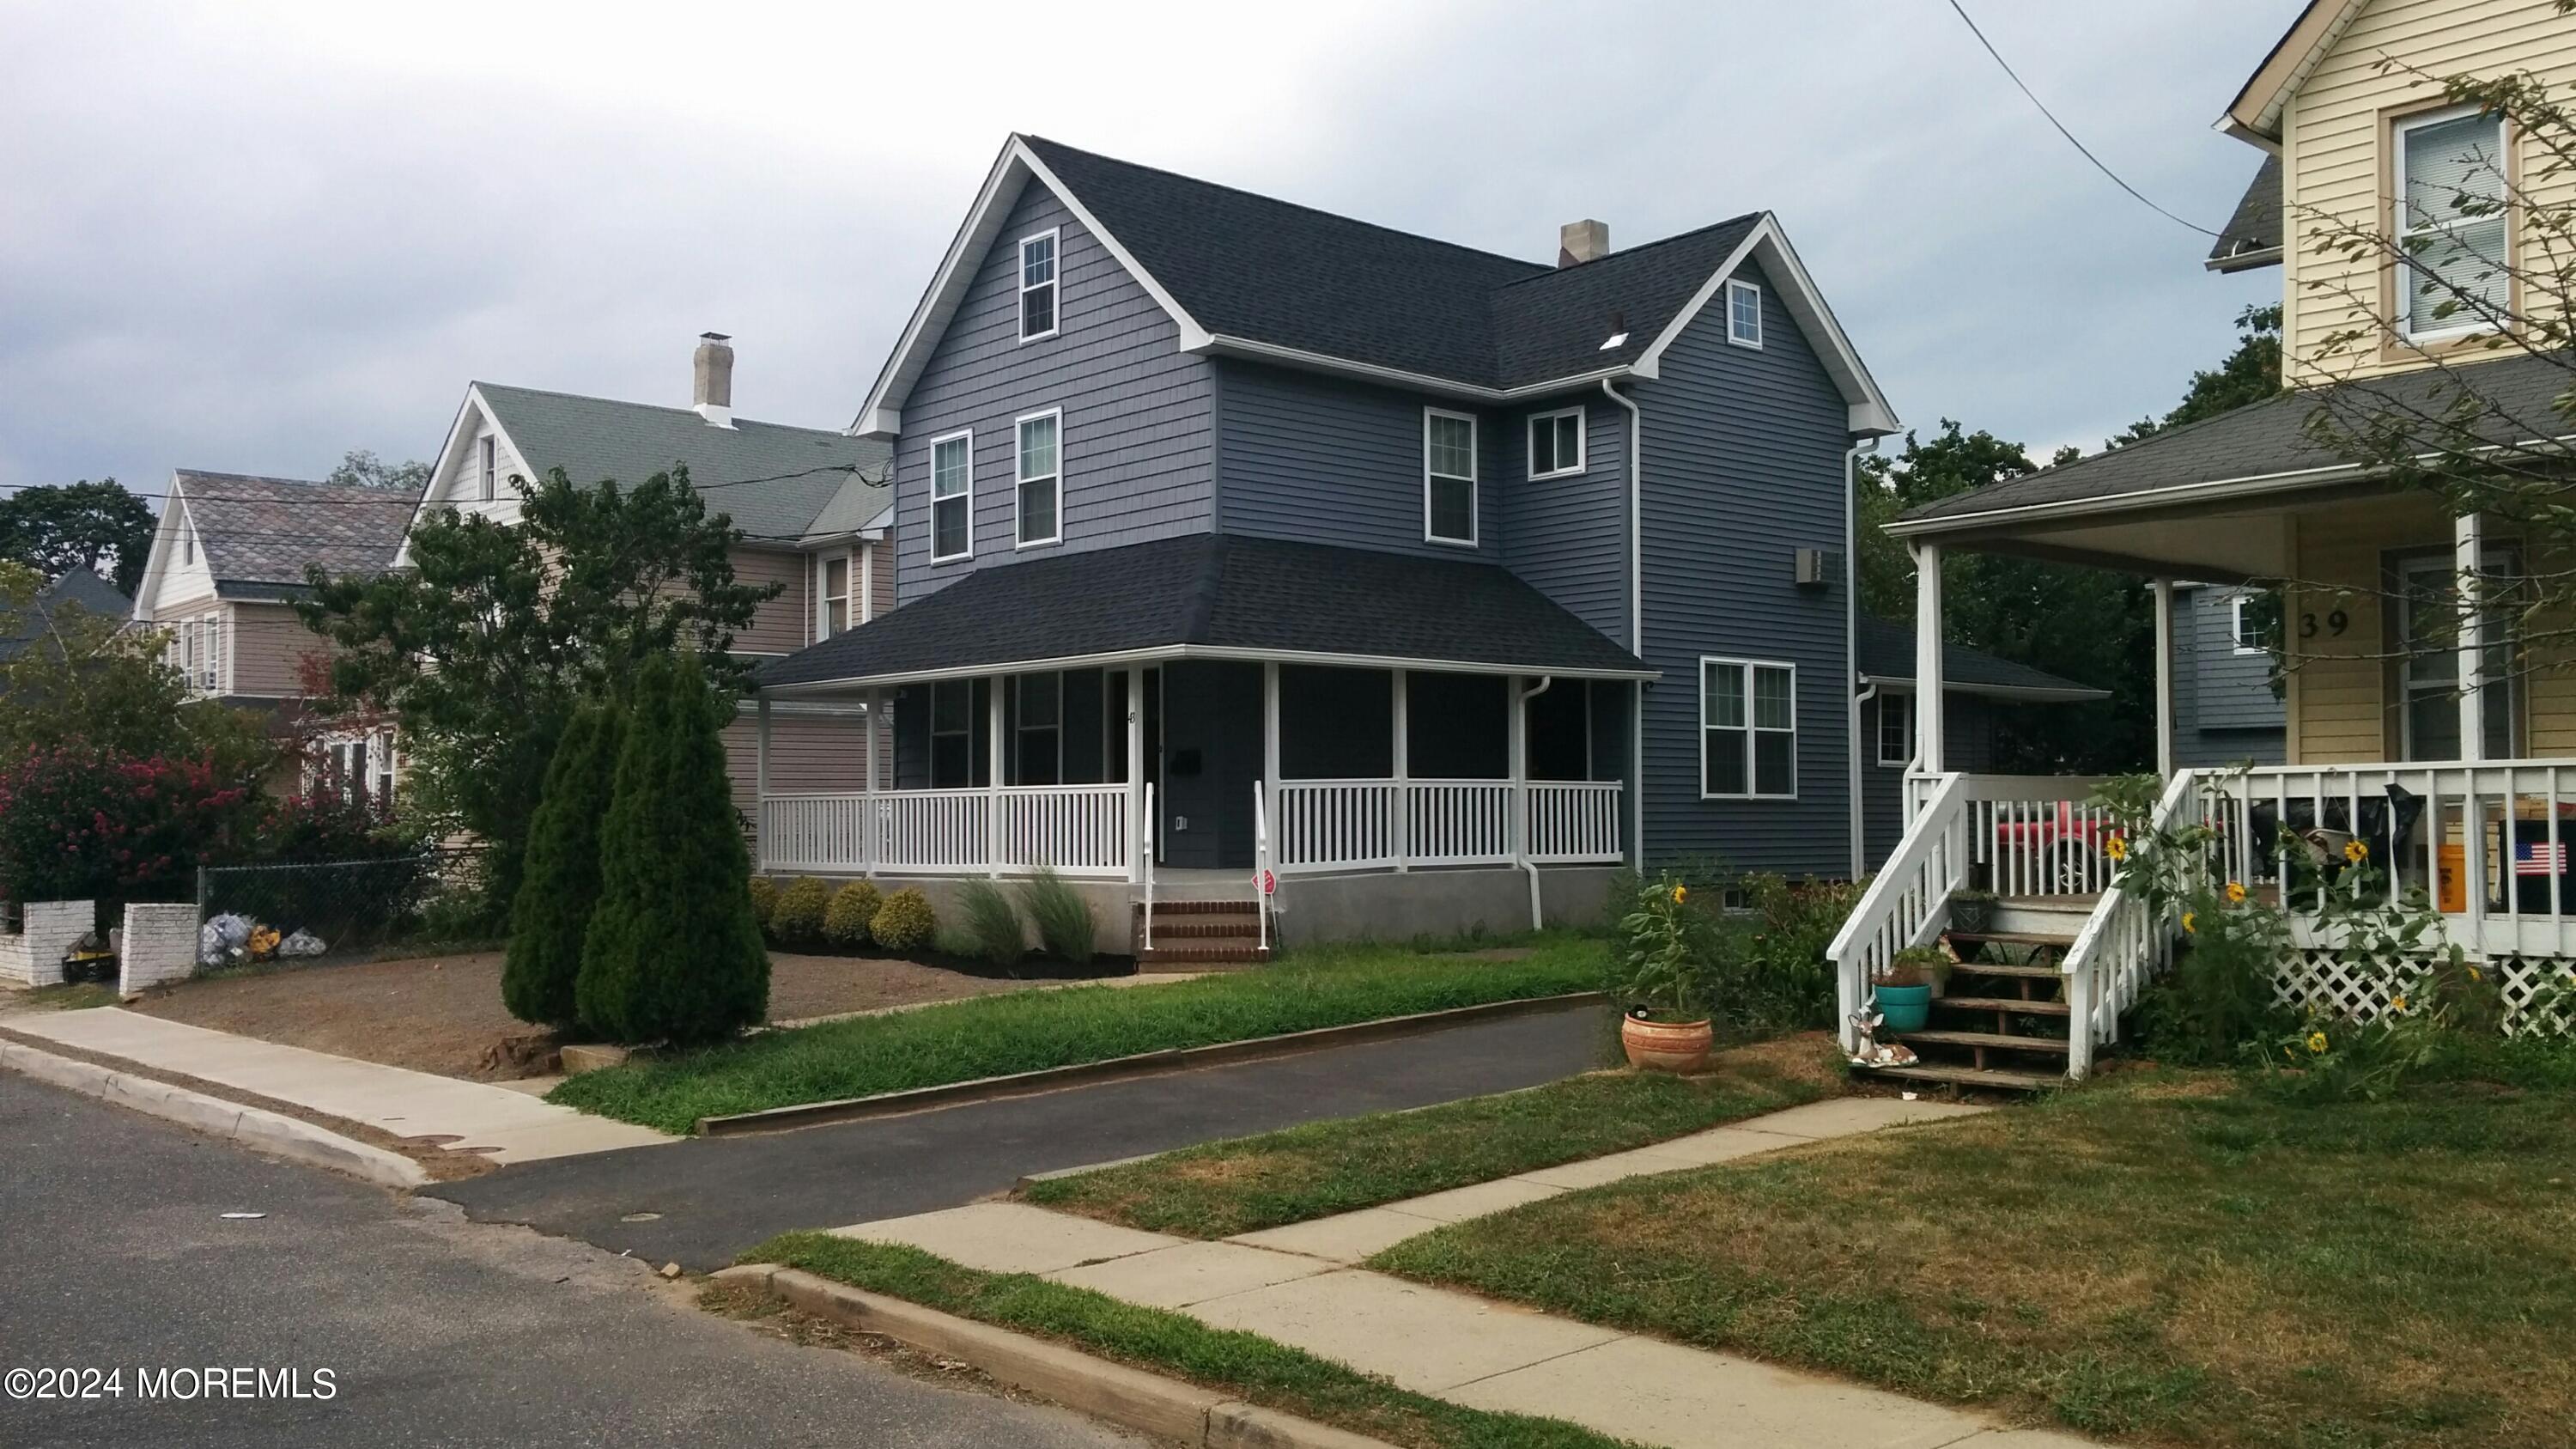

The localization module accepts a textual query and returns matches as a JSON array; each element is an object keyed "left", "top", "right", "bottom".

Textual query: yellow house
[{"left": 1833, "top": 0, "right": 2576, "bottom": 1087}]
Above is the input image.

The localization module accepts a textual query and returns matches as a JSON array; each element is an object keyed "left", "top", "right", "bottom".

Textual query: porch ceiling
[{"left": 1933, "top": 496, "right": 2303, "bottom": 582}]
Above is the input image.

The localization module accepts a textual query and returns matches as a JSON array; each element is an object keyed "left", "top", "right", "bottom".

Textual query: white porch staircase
[{"left": 1873, "top": 903, "right": 2086, "bottom": 1093}]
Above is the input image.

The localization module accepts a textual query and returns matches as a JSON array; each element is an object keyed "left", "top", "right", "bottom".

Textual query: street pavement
[
  {"left": 435, "top": 1002, "right": 1615, "bottom": 1269},
  {"left": 0, "top": 1072, "right": 1146, "bottom": 1449}
]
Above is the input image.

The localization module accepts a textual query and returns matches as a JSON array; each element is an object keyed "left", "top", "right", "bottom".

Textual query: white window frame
[
  {"left": 1422, "top": 407, "right": 1479, "bottom": 548},
  {"left": 1526, "top": 406, "right": 1586, "bottom": 480},
  {"left": 2394, "top": 103, "right": 2509, "bottom": 343},
  {"left": 1699, "top": 655, "right": 1797, "bottom": 801},
  {"left": 1725, "top": 278, "right": 1764, "bottom": 349},
  {"left": 2230, "top": 593, "right": 2263, "bottom": 654},
  {"left": 1018, "top": 228, "right": 1060, "bottom": 344},
  {"left": 1876, "top": 693, "right": 1912, "bottom": 768},
  {"left": 817, "top": 550, "right": 853, "bottom": 640},
  {"left": 479, "top": 435, "right": 496, "bottom": 502},
  {"left": 2397, "top": 550, "right": 2520, "bottom": 761},
  {"left": 1014, "top": 408, "right": 1064, "bottom": 549},
  {"left": 928, "top": 429, "right": 975, "bottom": 563}
]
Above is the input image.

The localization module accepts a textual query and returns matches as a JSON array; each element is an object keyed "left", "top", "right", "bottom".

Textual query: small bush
[
  {"left": 957, "top": 880, "right": 1025, "bottom": 966},
  {"left": 823, "top": 880, "right": 882, "bottom": 947},
  {"left": 1018, "top": 865, "right": 1097, "bottom": 964},
  {"left": 770, "top": 876, "right": 829, "bottom": 946},
  {"left": 746, "top": 877, "right": 779, "bottom": 930},
  {"left": 872, "top": 887, "right": 935, "bottom": 952}
]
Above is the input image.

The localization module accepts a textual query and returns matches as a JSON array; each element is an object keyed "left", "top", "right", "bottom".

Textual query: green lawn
[
  {"left": 552, "top": 935, "right": 1608, "bottom": 1133},
  {"left": 1372, "top": 1059, "right": 2576, "bottom": 1449},
  {"left": 738, "top": 1233, "right": 1630, "bottom": 1449},
  {"left": 1028, "top": 1036, "right": 1839, "bottom": 1237}
]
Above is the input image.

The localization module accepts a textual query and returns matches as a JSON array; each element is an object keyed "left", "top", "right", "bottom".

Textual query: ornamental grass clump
[
  {"left": 957, "top": 880, "right": 1025, "bottom": 966},
  {"left": 769, "top": 876, "right": 828, "bottom": 947},
  {"left": 822, "top": 880, "right": 882, "bottom": 948},
  {"left": 1018, "top": 864, "right": 1097, "bottom": 964},
  {"left": 871, "top": 887, "right": 936, "bottom": 952}
]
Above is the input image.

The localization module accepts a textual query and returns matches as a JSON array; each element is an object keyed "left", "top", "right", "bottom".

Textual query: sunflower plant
[{"left": 1614, "top": 874, "right": 1715, "bottom": 1024}]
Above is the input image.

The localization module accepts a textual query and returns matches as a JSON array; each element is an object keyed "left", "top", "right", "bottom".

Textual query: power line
[
  {"left": 0, "top": 461, "right": 885, "bottom": 510},
  {"left": 1943, "top": 0, "right": 2222, "bottom": 240}
]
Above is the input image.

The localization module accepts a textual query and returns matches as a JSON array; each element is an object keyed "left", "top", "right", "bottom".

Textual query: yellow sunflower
[
  {"left": 2306, "top": 1031, "right": 2330, "bottom": 1054},
  {"left": 2182, "top": 911, "right": 2196, "bottom": 935},
  {"left": 1672, "top": 884, "right": 1688, "bottom": 905},
  {"left": 2105, "top": 836, "right": 2129, "bottom": 862},
  {"left": 2344, "top": 838, "right": 2370, "bottom": 864},
  {"left": 2468, "top": 965, "right": 2483, "bottom": 983},
  {"left": 2389, "top": 994, "right": 2409, "bottom": 1014},
  {"left": 2226, "top": 880, "right": 2247, "bottom": 904}
]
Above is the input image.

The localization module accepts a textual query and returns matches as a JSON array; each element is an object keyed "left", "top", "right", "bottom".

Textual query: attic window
[
  {"left": 479, "top": 435, "right": 495, "bottom": 502},
  {"left": 1018, "top": 229, "right": 1060, "bottom": 342},
  {"left": 1528, "top": 408, "right": 1584, "bottom": 479},
  {"left": 180, "top": 521, "right": 192, "bottom": 567},
  {"left": 1726, "top": 279, "right": 1763, "bottom": 349}
]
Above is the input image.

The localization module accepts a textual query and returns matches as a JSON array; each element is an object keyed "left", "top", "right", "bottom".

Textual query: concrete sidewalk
[
  {"left": 835, "top": 1097, "right": 2099, "bottom": 1449},
  {"left": 3, "top": 1008, "right": 669, "bottom": 1164}
]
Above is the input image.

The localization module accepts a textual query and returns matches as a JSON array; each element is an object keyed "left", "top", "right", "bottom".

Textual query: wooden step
[
  {"left": 1862, "top": 1062, "right": 2062, "bottom": 1093},
  {"left": 1887, "top": 1028, "right": 2070, "bottom": 1055},
  {"left": 1946, "top": 929, "right": 2078, "bottom": 947},
  {"left": 1945, "top": 960, "right": 2063, "bottom": 980},
  {"left": 1935, "top": 995, "right": 2071, "bottom": 1016}
]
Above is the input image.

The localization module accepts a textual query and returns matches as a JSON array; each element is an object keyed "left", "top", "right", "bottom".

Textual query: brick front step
[{"left": 1135, "top": 945, "right": 1273, "bottom": 969}]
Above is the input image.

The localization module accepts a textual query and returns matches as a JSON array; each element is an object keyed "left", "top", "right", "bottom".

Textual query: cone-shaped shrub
[
  {"left": 823, "top": 880, "right": 882, "bottom": 947},
  {"left": 770, "top": 876, "right": 828, "bottom": 946},
  {"left": 502, "top": 702, "right": 623, "bottom": 1028},
  {"left": 871, "top": 887, "right": 935, "bottom": 952},
  {"left": 575, "top": 653, "right": 769, "bottom": 1044}
]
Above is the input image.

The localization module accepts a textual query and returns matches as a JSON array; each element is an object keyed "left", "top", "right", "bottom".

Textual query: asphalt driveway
[{"left": 432, "top": 1002, "right": 1614, "bottom": 1269}]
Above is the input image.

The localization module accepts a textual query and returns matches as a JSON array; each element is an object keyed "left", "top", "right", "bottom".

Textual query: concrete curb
[
  {"left": 697, "top": 990, "right": 1608, "bottom": 1136},
  {"left": 725, "top": 1265, "right": 1396, "bottom": 1449},
  {"left": 0, "top": 1037, "right": 428, "bottom": 1190}
]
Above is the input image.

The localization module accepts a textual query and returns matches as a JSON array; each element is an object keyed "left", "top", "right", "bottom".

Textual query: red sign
[{"left": 1261, "top": 870, "right": 1276, "bottom": 896}]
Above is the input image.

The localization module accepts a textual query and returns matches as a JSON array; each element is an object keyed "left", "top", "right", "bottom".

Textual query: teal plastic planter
[{"left": 1874, "top": 984, "right": 1932, "bottom": 1032}]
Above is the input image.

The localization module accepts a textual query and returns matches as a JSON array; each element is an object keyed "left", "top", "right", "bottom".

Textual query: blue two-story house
[{"left": 750, "top": 135, "right": 1899, "bottom": 947}]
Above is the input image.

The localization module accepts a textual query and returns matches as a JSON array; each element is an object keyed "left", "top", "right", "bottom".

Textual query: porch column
[
  {"left": 755, "top": 695, "right": 772, "bottom": 874},
  {"left": 2457, "top": 511, "right": 2488, "bottom": 762},
  {"left": 987, "top": 673, "right": 1006, "bottom": 878},
  {"left": 862, "top": 688, "right": 879, "bottom": 878},
  {"left": 1261, "top": 662, "right": 1281, "bottom": 873},
  {"left": 1507, "top": 675, "right": 1528, "bottom": 863},
  {"left": 1126, "top": 667, "right": 1147, "bottom": 886},
  {"left": 2153, "top": 577, "right": 2176, "bottom": 779},
  {"left": 1390, "top": 668, "right": 1410, "bottom": 872},
  {"left": 1912, "top": 543, "right": 1945, "bottom": 773}
]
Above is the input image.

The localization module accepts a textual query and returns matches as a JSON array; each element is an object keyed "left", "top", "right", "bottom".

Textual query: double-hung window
[
  {"left": 2230, "top": 592, "right": 2264, "bottom": 654},
  {"left": 1424, "top": 409, "right": 1478, "bottom": 545},
  {"left": 2397, "top": 551, "right": 2517, "bottom": 761},
  {"left": 479, "top": 435, "right": 496, "bottom": 502},
  {"left": 1876, "top": 695, "right": 1911, "bottom": 768},
  {"left": 821, "top": 554, "right": 851, "bottom": 637},
  {"left": 1702, "top": 658, "right": 1795, "bottom": 798},
  {"left": 2397, "top": 106, "right": 2509, "bottom": 340},
  {"left": 1016, "top": 411, "right": 1061, "bottom": 547},
  {"left": 196, "top": 617, "right": 221, "bottom": 694},
  {"left": 1527, "top": 407, "right": 1584, "bottom": 479},
  {"left": 930, "top": 431, "right": 973, "bottom": 562},
  {"left": 1725, "top": 278, "right": 1763, "bottom": 348},
  {"left": 1018, "top": 229, "right": 1060, "bottom": 341}
]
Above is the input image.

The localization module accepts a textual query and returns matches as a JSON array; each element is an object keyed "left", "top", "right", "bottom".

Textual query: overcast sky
[{"left": 0, "top": 0, "right": 2292, "bottom": 503}]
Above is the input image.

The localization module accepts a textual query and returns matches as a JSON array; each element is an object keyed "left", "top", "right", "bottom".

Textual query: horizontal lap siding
[
  {"left": 229, "top": 602, "right": 331, "bottom": 697},
  {"left": 1634, "top": 261, "right": 1852, "bottom": 876},
  {"left": 731, "top": 546, "right": 811, "bottom": 654},
  {"left": 1215, "top": 362, "right": 1502, "bottom": 562},
  {"left": 896, "top": 180, "right": 1212, "bottom": 606},
  {"left": 2283, "top": 0, "right": 2576, "bottom": 381},
  {"left": 2287, "top": 494, "right": 2448, "bottom": 763},
  {"left": 1498, "top": 395, "right": 1629, "bottom": 642},
  {"left": 723, "top": 712, "right": 880, "bottom": 829},
  {"left": 2173, "top": 586, "right": 2287, "bottom": 768}
]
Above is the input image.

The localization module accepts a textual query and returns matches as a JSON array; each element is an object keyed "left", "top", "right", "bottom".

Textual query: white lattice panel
[
  {"left": 2272, "top": 951, "right": 2573, "bottom": 1038},
  {"left": 2500, "top": 958, "right": 2576, "bottom": 1038}
]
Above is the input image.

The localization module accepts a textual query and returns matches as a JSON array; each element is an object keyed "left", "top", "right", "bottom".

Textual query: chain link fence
[{"left": 194, "top": 847, "right": 494, "bottom": 970}]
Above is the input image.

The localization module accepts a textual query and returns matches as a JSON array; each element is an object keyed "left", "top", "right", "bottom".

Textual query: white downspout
[
  {"left": 1844, "top": 437, "right": 1875, "bottom": 880},
  {"left": 1850, "top": 681, "right": 1878, "bottom": 880},
  {"left": 1516, "top": 674, "right": 1552, "bottom": 928},
  {"left": 1601, "top": 379, "right": 1643, "bottom": 869}
]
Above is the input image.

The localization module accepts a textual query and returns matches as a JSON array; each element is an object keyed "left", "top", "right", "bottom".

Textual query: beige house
[{"left": 1832, "top": 0, "right": 2576, "bottom": 1088}]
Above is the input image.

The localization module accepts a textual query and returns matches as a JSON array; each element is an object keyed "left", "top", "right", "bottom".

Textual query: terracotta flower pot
[{"left": 1621, "top": 1014, "right": 1714, "bottom": 1074}]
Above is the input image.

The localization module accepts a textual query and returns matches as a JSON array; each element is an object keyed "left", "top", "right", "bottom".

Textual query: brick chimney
[
  {"left": 692, "top": 332, "right": 735, "bottom": 428},
  {"left": 1558, "top": 219, "right": 1609, "bottom": 267}
]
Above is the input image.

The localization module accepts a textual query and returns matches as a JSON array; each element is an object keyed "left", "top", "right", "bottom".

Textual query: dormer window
[
  {"left": 2397, "top": 106, "right": 2508, "bottom": 341},
  {"left": 1423, "top": 409, "right": 1478, "bottom": 546},
  {"left": 1726, "top": 278, "right": 1763, "bottom": 349},
  {"left": 1018, "top": 229, "right": 1060, "bottom": 342},
  {"left": 479, "top": 435, "right": 496, "bottom": 502},
  {"left": 1528, "top": 407, "right": 1585, "bottom": 479}
]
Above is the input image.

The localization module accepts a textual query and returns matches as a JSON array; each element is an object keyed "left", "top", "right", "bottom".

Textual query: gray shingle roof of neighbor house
[
  {"left": 473, "top": 382, "right": 891, "bottom": 544},
  {"left": 177, "top": 472, "right": 416, "bottom": 596},
  {"left": 1020, "top": 136, "right": 1769, "bottom": 391},
  {"left": 1853, "top": 614, "right": 2109, "bottom": 701},
  {"left": 756, "top": 533, "right": 1656, "bottom": 690},
  {"left": 1891, "top": 350, "right": 2576, "bottom": 532},
  {"left": 2206, "top": 153, "right": 2283, "bottom": 272},
  {"left": 0, "top": 567, "right": 131, "bottom": 662}
]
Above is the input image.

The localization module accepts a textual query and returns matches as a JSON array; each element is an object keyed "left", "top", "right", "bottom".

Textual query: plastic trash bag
[
  {"left": 200, "top": 912, "right": 253, "bottom": 966},
  {"left": 277, "top": 929, "right": 327, "bottom": 958}
]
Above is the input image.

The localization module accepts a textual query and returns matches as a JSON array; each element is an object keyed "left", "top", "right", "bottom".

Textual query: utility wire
[
  {"left": 1943, "top": 0, "right": 2223, "bottom": 239},
  {"left": 0, "top": 461, "right": 886, "bottom": 509}
]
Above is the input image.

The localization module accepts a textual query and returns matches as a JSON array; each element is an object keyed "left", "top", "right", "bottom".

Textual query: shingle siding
[
  {"left": 1214, "top": 361, "right": 1500, "bottom": 560},
  {"left": 1632, "top": 261, "right": 1855, "bottom": 876},
  {"left": 895, "top": 179, "right": 1214, "bottom": 606}
]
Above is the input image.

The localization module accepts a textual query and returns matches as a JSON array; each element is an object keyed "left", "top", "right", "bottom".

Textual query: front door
[{"left": 1157, "top": 661, "right": 1261, "bottom": 870}]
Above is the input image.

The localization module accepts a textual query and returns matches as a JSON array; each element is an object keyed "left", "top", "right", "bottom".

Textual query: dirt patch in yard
[{"left": 126, "top": 950, "right": 1126, "bottom": 1082}]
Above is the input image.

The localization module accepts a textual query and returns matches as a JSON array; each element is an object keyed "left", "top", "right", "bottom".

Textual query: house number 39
[{"left": 2297, "top": 610, "right": 2348, "bottom": 638}]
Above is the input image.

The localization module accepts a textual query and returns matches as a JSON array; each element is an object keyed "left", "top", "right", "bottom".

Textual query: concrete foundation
[{"left": 1273, "top": 866, "right": 1621, "bottom": 947}]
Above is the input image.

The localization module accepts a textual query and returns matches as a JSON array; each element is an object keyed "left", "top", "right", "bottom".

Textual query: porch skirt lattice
[{"left": 2274, "top": 950, "right": 2576, "bottom": 1038}]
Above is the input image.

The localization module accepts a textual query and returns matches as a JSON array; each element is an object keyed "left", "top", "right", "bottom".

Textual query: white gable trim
[
  {"left": 396, "top": 384, "right": 530, "bottom": 567},
  {"left": 853, "top": 136, "right": 1212, "bottom": 440},
  {"left": 2218, "top": 0, "right": 2365, "bottom": 148},
  {"left": 1629, "top": 214, "right": 1899, "bottom": 435},
  {"left": 131, "top": 475, "right": 222, "bottom": 621}
]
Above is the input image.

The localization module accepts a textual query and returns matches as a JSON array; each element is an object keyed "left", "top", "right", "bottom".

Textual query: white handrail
[
  {"left": 1828, "top": 770, "right": 1971, "bottom": 1053},
  {"left": 1142, "top": 782, "right": 1157, "bottom": 953},
  {"left": 2060, "top": 768, "right": 2197, "bottom": 1080},
  {"left": 1253, "top": 778, "right": 1272, "bottom": 953}
]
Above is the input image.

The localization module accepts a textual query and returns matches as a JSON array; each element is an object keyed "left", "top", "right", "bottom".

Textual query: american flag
[{"left": 2516, "top": 840, "right": 2568, "bottom": 876}]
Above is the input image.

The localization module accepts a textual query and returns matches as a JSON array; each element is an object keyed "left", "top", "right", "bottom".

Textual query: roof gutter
[
  {"left": 1194, "top": 334, "right": 1637, "bottom": 404},
  {"left": 1856, "top": 676, "right": 2111, "bottom": 704}
]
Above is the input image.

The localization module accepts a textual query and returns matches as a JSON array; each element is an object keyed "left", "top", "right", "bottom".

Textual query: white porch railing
[
  {"left": 757, "top": 784, "right": 1130, "bottom": 879},
  {"left": 1272, "top": 779, "right": 1625, "bottom": 874},
  {"left": 1831, "top": 772, "right": 1972, "bottom": 1054},
  {"left": 2061, "top": 769, "right": 2198, "bottom": 1078}
]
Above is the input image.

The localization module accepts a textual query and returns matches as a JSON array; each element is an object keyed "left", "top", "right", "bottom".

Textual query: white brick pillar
[
  {"left": 0, "top": 900, "right": 93, "bottom": 989},
  {"left": 118, "top": 903, "right": 202, "bottom": 995}
]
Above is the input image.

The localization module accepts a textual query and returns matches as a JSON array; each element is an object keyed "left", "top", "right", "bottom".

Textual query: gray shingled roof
[
  {"left": 476, "top": 382, "right": 890, "bottom": 544},
  {"left": 178, "top": 472, "right": 415, "bottom": 594},
  {"left": 1895, "top": 350, "right": 2576, "bottom": 529},
  {"left": 1, "top": 568, "right": 131, "bottom": 662},
  {"left": 1022, "top": 137, "right": 1765, "bottom": 391},
  {"left": 757, "top": 533, "right": 1652, "bottom": 688},
  {"left": 2207, "top": 154, "right": 2282, "bottom": 272},
  {"left": 1854, "top": 614, "right": 2107, "bottom": 700}
]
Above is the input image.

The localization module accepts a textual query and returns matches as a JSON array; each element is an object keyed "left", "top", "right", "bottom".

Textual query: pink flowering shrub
[{"left": 0, "top": 746, "right": 258, "bottom": 906}]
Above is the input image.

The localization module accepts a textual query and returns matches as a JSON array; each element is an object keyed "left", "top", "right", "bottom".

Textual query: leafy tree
[
  {"left": 297, "top": 466, "right": 775, "bottom": 910},
  {"left": 574, "top": 653, "right": 768, "bottom": 1044},
  {"left": 0, "top": 746, "right": 259, "bottom": 908},
  {"left": 0, "top": 478, "right": 155, "bottom": 594},
  {"left": 0, "top": 563, "right": 273, "bottom": 772},
  {"left": 504, "top": 701, "right": 623, "bottom": 1029},
  {"left": 2111, "top": 304, "right": 2282, "bottom": 445},
  {"left": 326, "top": 449, "right": 433, "bottom": 494}
]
